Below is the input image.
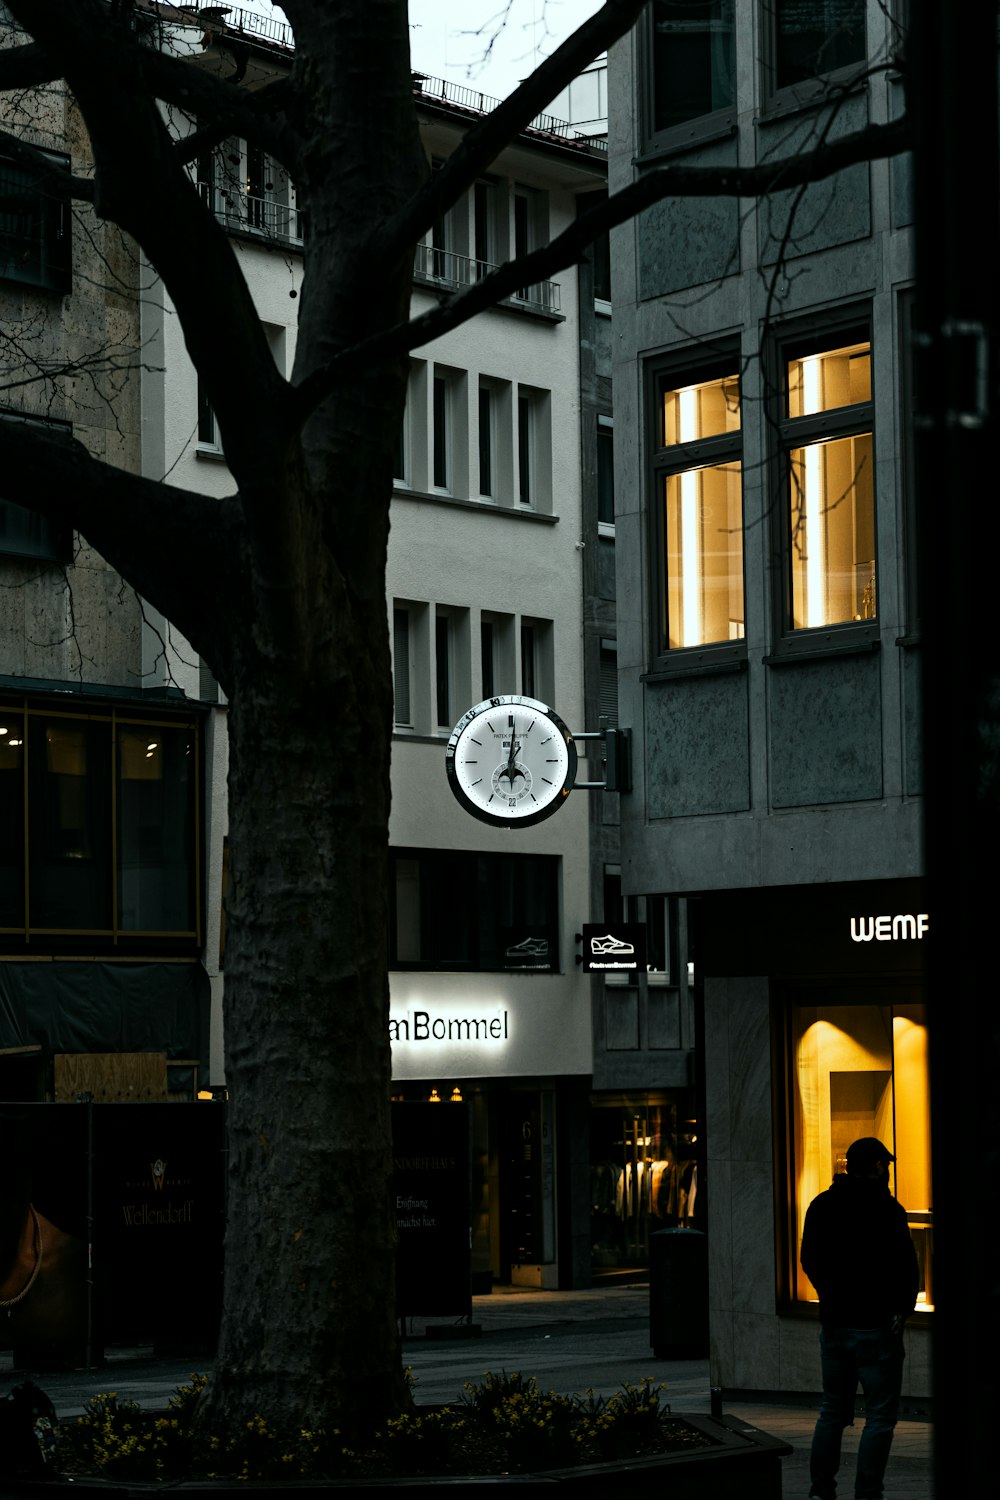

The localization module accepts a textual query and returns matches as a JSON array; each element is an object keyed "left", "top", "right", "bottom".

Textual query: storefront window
[
  {"left": 590, "top": 1094, "right": 698, "bottom": 1273},
  {"left": 789, "top": 999, "right": 933, "bottom": 1310}
]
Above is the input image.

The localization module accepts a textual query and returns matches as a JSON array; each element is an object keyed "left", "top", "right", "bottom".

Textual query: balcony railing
[
  {"left": 413, "top": 242, "right": 561, "bottom": 315},
  {"left": 198, "top": 181, "right": 303, "bottom": 245},
  {"left": 412, "top": 75, "right": 608, "bottom": 152}
]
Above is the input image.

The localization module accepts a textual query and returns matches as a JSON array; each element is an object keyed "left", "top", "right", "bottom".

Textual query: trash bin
[{"left": 649, "top": 1227, "right": 708, "bottom": 1359}]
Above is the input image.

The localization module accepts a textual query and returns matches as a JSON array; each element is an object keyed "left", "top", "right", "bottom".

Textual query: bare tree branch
[
  {"left": 0, "top": 40, "right": 60, "bottom": 91},
  {"left": 390, "top": 0, "right": 646, "bottom": 249},
  {"left": 5, "top": 0, "right": 295, "bottom": 498},
  {"left": 0, "top": 417, "right": 244, "bottom": 686},
  {"left": 0, "top": 125, "right": 97, "bottom": 202},
  {"left": 293, "top": 113, "right": 912, "bottom": 422}
]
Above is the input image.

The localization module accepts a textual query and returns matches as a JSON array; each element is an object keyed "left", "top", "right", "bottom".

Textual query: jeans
[{"left": 809, "top": 1323, "right": 905, "bottom": 1500}]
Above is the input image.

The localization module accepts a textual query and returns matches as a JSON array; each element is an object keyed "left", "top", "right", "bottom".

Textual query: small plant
[{"left": 61, "top": 1368, "right": 715, "bottom": 1483}]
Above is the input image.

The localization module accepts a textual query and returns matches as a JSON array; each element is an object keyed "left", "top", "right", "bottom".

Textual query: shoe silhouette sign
[{"left": 581, "top": 924, "right": 646, "bottom": 973}]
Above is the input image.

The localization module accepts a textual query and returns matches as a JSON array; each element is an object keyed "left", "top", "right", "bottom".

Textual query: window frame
[
  {"left": 0, "top": 411, "right": 73, "bottom": 563},
  {"left": 768, "top": 310, "right": 878, "bottom": 658},
  {"left": 772, "top": 980, "right": 933, "bottom": 1318},
  {"left": 597, "top": 414, "right": 615, "bottom": 534},
  {"left": 639, "top": 1, "right": 738, "bottom": 158},
  {"left": 0, "top": 147, "right": 72, "bottom": 295},
  {"left": 646, "top": 347, "right": 747, "bottom": 674},
  {"left": 389, "top": 846, "right": 560, "bottom": 974},
  {"left": 762, "top": 0, "right": 868, "bottom": 111},
  {"left": 0, "top": 697, "right": 201, "bottom": 950}
]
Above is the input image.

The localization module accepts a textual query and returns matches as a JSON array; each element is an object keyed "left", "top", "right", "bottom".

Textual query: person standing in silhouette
[{"left": 801, "top": 1137, "right": 919, "bottom": 1500}]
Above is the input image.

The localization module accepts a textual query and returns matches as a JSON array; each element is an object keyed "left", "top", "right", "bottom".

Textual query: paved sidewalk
[{"left": 409, "top": 1283, "right": 934, "bottom": 1499}]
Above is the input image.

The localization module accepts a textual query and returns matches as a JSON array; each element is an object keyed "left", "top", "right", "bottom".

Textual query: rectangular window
[
  {"left": 597, "top": 416, "right": 615, "bottom": 528},
  {"left": 783, "top": 996, "right": 932, "bottom": 1311},
  {"left": 772, "top": 0, "right": 866, "bottom": 92},
  {"left": 479, "top": 384, "right": 494, "bottom": 497},
  {"left": 518, "top": 394, "right": 533, "bottom": 505},
  {"left": 197, "top": 374, "right": 218, "bottom": 448},
  {"left": 481, "top": 612, "right": 513, "bottom": 700},
  {"left": 0, "top": 701, "right": 200, "bottom": 943},
  {"left": 116, "top": 723, "right": 197, "bottom": 933},
  {"left": 435, "top": 611, "right": 451, "bottom": 728},
  {"left": 390, "top": 847, "right": 559, "bottom": 972},
  {"left": 520, "top": 617, "right": 553, "bottom": 702},
  {"left": 648, "top": 0, "right": 736, "bottom": 136},
  {"left": 0, "top": 708, "right": 25, "bottom": 928},
  {"left": 520, "top": 622, "right": 536, "bottom": 699},
  {"left": 516, "top": 387, "right": 550, "bottom": 510},
  {"left": 474, "top": 179, "right": 497, "bottom": 276},
  {"left": 393, "top": 607, "right": 412, "bottom": 727},
  {"left": 652, "top": 365, "right": 744, "bottom": 655},
  {"left": 0, "top": 149, "right": 71, "bottom": 293},
  {"left": 433, "top": 374, "right": 450, "bottom": 489},
  {"left": 481, "top": 619, "right": 495, "bottom": 700},
  {"left": 512, "top": 185, "right": 549, "bottom": 306},
  {"left": 0, "top": 413, "right": 73, "bottom": 562},
  {"left": 782, "top": 336, "right": 875, "bottom": 633}
]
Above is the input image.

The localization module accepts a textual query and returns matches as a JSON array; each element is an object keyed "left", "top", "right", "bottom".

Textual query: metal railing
[
  {"left": 179, "top": 4, "right": 294, "bottom": 50},
  {"left": 198, "top": 180, "right": 303, "bottom": 244},
  {"left": 412, "top": 74, "right": 607, "bottom": 150},
  {"left": 413, "top": 242, "right": 561, "bottom": 314}
]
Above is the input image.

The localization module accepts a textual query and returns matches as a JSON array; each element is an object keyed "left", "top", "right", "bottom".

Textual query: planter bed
[{"left": 1, "top": 1413, "right": 792, "bottom": 1498}]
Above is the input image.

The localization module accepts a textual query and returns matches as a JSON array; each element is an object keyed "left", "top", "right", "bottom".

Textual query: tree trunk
[{"left": 207, "top": 591, "right": 403, "bottom": 1440}]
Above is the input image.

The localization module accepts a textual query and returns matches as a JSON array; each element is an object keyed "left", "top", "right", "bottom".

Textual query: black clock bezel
[{"left": 445, "top": 695, "right": 578, "bottom": 829}]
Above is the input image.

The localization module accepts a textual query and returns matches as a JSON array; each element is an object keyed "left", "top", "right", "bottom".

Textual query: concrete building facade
[{"left": 608, "top": 2, "right": 930, "bottom": 1397}]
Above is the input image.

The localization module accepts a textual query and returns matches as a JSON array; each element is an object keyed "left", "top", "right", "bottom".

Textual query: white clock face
[{"left": 446, "top": 696, "right": 577, "bottom": 828}]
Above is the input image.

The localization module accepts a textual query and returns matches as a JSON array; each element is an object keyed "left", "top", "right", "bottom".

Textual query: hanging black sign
[{"left": 581, "top": 922, "right": 647, "bottom": 974}]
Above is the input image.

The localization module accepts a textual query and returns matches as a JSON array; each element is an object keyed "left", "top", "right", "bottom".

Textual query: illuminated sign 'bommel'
[
  {"left": 389, "top": 1010, "right": 509, "bottom": 1043},
  {"left": 850, "top": 914, "right": 929, "bottom": 942}
]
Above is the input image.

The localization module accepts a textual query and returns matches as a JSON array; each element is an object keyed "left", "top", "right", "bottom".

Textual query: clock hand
[{"left": 506, "top": 717, "right": 520, "bottom": 779}]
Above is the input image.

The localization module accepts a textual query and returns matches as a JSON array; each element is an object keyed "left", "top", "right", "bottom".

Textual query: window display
[
  {"left": 589, "top": 1094, "right": 698, "bottom": 1273},
  {"left": 788, "top": 999, "right": 932, "bottom": 1310}
]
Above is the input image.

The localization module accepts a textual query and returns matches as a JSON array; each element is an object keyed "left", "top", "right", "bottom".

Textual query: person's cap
[{"left": 846, "top": 1137, "right": 894, "bottom": 1173}]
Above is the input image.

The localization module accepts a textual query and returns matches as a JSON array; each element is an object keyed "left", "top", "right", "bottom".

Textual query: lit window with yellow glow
[
  {"left": 785, "top": 342, "right": 875, "bottom": 631},
  {"left": 788, "top": 1000, "right": 933, "bottom": 1311},
  {"left": 659, "top": 373, "right": 743, "bottom": 651}
]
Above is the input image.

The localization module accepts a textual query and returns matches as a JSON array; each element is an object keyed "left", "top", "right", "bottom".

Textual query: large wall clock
[{"left": 446, "top": 695, "right": 578, "bottom": 828}]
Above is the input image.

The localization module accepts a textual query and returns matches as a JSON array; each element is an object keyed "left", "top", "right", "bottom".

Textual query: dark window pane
[
  {"left": 518, "top": 396, "right": 531, "bottom": 505},
  {"left": 0, "top": 712, "right": 24, "bottom": 927},
  {"left": 481, "top": 620, "right": 495, "bottom": 699},
  {"left": 0, "top": 152, "right": 71, "bottom": 293},
  {"left": 479, "top": 386, "right": 493, "bottom": 495},
  {"left": 390, "top": 849, "right": 558, "bottom": 972},
  {"left": 393, "top": 609, "right": 411, "bottom": 725},
  {"left": 775, "top": 0, "right": 866, "bottom": 89},
  {"left": 29, "top": 718, "right": 113, "bottom": 930},
  {"left": 474, "top": 180, "right": 494, "bottom": 271},
  {"left": 521, "top": 624, "right": 536, "bottom": 699},
  {"left": 198, "top": 376, "right": 216, "bottom": 445},
  {"left": 433, "top": 376, "right": 448, "bottom": 488},
  {"left": 117, "top": 724, "right": 196, "bottom": 932},
  {"left": 597, "top": 423, "right": 615, "bottom": 525},
  {"left": 436, "top": 615, "right": 450, "bottom": 727},
  {"left": 652, "top": 0, "right": 735, "bottom": 132},
  {"left": 0, "top": 499, "right": 68, "bottom": 562}
]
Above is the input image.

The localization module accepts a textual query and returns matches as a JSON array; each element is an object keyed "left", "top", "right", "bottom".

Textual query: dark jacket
[{"left": 800, "top": 1174, "right": 919, "bottom": 1327}]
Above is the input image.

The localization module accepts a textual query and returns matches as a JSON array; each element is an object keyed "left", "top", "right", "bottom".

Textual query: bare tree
[{"left": 0, "top": 0, "right": 911, "bottom": 1444}]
